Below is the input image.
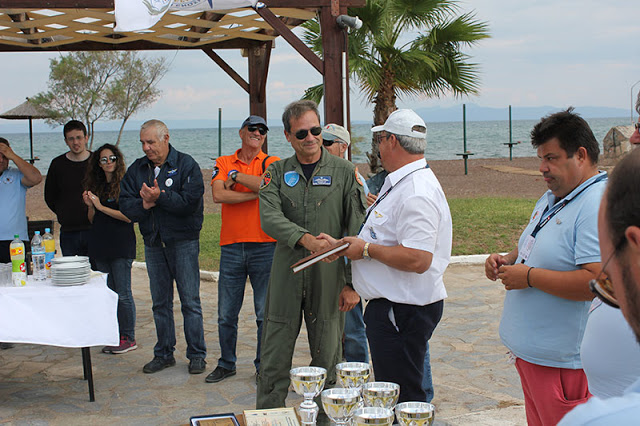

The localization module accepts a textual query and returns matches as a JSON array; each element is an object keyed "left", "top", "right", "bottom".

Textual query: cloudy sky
[{"left": 0, "top": 0, "right": 638, "bottom": 131}]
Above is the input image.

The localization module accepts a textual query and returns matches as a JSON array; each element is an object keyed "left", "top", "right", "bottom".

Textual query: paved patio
[{"left": 0, "top": 262, "right": 525, "bottom": 425}]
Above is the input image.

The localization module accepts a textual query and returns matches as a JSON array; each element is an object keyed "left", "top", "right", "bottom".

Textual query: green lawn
[{"left": 134, "top": 197, "right": 536, "bottom": 270}]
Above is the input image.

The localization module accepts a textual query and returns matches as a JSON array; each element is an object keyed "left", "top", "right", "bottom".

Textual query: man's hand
[
  {"left": 223, "top": 176, "right": 236, "bottom": 190},
  {"left": 339, "top": 285, "right": 360, "bottom": 312},
  {"left": 82, "top": 190, "right": 94, "bottom": 208},
  {"left": 497, "top": 263, "right": 530, "bottom": 291},
  {"left": 341, "top": 236, "right": 366, "bottom": 261},
  {"left": 485, "top": 253, "right": 510, "bottom": 281},
  {"left": 0, "top": 142, "right": 17, "bottom": 162},
  {"left": 140, "top": 179, "right": 163, "bottom": 209},
  {"left": 298, "top": 233, "right": 331, "bottom": 253},
  {"left": 366, "top": 193, "right": 378, "bottom": 207}
]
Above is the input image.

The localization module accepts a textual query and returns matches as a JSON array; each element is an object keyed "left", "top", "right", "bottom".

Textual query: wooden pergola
[{"left": 0, "top": 0, "right": 366, "bottom": 150}]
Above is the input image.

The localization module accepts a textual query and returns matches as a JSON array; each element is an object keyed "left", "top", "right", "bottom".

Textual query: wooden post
[
  {"left": 319, "top": 5, "right": 346, "bottom": 126},
  {"left": 248, "top": 41, "right": 272, "bottom": 153}
]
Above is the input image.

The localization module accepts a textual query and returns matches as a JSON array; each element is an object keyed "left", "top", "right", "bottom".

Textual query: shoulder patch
[
  {"left": 355, "top": 167, "right": 363, "bottom": 186},
  {"left": 260, "top": 170, "right": 272, "bottom": 189}
]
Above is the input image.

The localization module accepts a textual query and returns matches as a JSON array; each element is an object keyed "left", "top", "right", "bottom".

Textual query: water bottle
[
  {"left": 10, "top": 235, "right": 26, "bottom": 287},
  {"left": 43, "top": 227, "right": 55, "bottom": 278},
  {"left": 31, "top": 231, "right": 46, "bottom": 281}
]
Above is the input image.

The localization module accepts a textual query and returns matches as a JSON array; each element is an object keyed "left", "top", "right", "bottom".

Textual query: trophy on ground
[
  {"left": 290, "top": 366, "right": 327, "bottom": 426},
  {"left": 321, "top": 388, "right": 361, "bottom": 426},
  {"left": 395, "top": 401, "right": 435, "bottom": 426},
  {"left": 362, "top": 382, "right": 400, "bottom": 409}
]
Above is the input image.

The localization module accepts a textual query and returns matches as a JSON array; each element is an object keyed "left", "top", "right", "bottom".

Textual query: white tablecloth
[{"left": 0, "top": 274, "right": 119, "bottom": 347}]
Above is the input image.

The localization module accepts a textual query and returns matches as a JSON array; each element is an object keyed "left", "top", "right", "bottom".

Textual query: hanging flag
[{"left": 115, "top": 0, "right": 259, "bottom": 32}]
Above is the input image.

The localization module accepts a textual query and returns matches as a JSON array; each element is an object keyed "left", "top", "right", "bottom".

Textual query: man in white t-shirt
[{"left": 325, "top": 109, "right": 452, "bottom": 403}]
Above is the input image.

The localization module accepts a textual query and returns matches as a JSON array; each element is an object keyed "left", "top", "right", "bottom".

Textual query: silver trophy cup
[
  {"left": 395, "top": 401, "right": 435, "bottom": 426},
  {"left": 290, "top": 366, "right": 327, "bottom": 426}
]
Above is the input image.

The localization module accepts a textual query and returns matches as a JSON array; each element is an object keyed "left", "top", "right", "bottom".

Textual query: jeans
[
  {"left": 94, "top": 257, "right": 136, "bottom": 340},
  {"left": 144, "top": 239, "right": 206, "bottom": 360},
  {"left": 60, "top": 229, "right": 90, "bottom": 257},
  {"left": 218, "top": 242, "right": 274, "bottom": 372},
  {"left": 422, "top": 342, "right": 434, "bottom": 402},
  {"left": 344, "top": 300, "right": 369, "bottom": 362}
]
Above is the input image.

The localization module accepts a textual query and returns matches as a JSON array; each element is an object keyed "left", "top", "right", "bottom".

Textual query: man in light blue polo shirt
[
  {"left": 559, "top": 145, "right": 640, "bottom": 425},
  {"left": 485, "top": 108, "right": 606, "bottom": 426}
]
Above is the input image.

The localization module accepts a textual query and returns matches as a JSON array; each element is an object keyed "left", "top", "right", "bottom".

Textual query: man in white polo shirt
[{"left": 332, "top": 109, "right": 452, "bottom": 403}]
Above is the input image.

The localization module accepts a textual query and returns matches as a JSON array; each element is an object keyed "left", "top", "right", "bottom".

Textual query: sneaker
[
  {"left": 205, "top": 366, "right": 236, "bottom": 383},
  {"left": 143, "top": 356, "right": 176, "bottom": 374},
  {"left": 189, "top": 357, "right": 207, "bottom": 374},
  {"left": 103, "top": 337, "right": 137, "bottom": 354}
]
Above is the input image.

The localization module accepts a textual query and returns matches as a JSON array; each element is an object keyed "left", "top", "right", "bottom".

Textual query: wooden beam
[
  {"left": 255, "top": 5, "right": 323, "bottom": 74},
  {"left": 0, "top": 0, "right": 365, "bottom": 7},
  {"left": 320, "top": 5, "right": 346, "bottom": 125},
  {"left": 202, "top": 48, "right": 250, "bottom": 93},
  {"left": 248, "top": 41, "right": 272, "bottom": 152}
]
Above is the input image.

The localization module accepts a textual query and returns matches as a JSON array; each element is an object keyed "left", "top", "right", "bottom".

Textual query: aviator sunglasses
[
  {"left": 99, "top": 155, "right": 117, "bottom": 165},
  {"left": 635, "top": 122, "right": 640, "bottom": 131},
  {"left": 589, "top": 240, "right": 626, "bottom": 309},
  {"left": 294, "top": 126, "right": 322, "bottom": 140},
  {"left": 247, "top": 125, "right": 267, "bottom": 135}
]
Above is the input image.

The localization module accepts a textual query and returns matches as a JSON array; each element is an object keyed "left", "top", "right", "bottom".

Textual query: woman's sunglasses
[
  {"left": 295, "top": 126, "right": 322, "bottom": 140},
  {"left": 247, "top": 125, "right": 267, "bottom": 135},
  {"left": 99, "top": 155, "right": 117, "bottom": 165}
]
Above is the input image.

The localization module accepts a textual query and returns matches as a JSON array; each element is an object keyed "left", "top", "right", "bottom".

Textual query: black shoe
[
  {"left": 189, "top": 357, "right": 207, "bottom": 374},
  {"left": 0, "top": 342, "right": 14, "bottom": 350},
  {"left": 143, "top": 356, "right": 176, "bottom": 374},
  {"left": 205, "top": 366, "right": 236, "bottom": 383}
]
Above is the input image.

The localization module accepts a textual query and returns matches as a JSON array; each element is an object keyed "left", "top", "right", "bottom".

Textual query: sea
[{"left": 4, "top": 117, "right": 627, "bottom": 174}]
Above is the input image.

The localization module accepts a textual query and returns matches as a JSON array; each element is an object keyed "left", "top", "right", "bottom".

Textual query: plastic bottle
[
  {"left": 10, "top": 235, "right": 26, "bottom": 287},
  {"left": 43, "top": 227, "right": 55, "bottom": 278},
  {"left": 31, "top": 231, "right": 46, "bottom": 281}
]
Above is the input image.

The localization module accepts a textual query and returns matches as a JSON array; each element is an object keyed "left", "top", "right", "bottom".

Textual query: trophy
[
  {"left": 321, "top": 388, "right": 361, "bottom": 426},
  {"left": 395, "top": 402, "right": 435, "bottom": 426},
  {"left": 352, "top": 407, "right": 395, "bottom": 426},
  {"left": 290, "top": 366, "right": 327, "bottom": 426},
  {"left": 362, "top": 382, "right": 400, "bottom": 409},
  {"left": 335, "top": 362, "right": 371, "bottom": 392}
]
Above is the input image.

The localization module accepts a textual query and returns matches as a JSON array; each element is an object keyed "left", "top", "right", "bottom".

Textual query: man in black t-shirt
[{"left": 44, "top": 120, "right": 92, "bottom": 256}]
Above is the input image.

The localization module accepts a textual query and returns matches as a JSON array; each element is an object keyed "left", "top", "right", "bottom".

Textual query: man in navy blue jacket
[{"left": 120, "top": 119, "right": 207, "bottom": 375}]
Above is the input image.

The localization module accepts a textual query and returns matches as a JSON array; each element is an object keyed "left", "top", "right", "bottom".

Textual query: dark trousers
[
  {"left": 364, "top": 298, "right": 443, "bottom": 403},
  {"left": 0, "top": 240, "right": 28, "bottom": 263},
  {"left": 60, "top": 229, "right": 90, "bottom": 257}
]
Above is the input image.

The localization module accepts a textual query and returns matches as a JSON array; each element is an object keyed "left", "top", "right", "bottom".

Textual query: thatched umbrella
[{"left": 0, "top": 98, "right": 51, "bottom": 164}]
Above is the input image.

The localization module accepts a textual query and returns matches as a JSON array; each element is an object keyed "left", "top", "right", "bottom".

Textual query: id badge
[{"left": 520, "top": 235, "right": 535, "bottom": 261}]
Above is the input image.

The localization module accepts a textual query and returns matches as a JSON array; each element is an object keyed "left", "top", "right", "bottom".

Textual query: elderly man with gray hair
[
  {"left": 120, "top": 119, "right": 207, "bottom": 376},
  {"left": 327, "top": 109, "right": 452, "bottom": 403}
]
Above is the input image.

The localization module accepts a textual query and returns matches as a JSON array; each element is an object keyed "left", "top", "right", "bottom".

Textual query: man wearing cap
[
  {"left": 206, "top": 115, "right": 280, "bottom": 383},
  {"left": 257, "top": 100, "right": 367, "bottom": 412},
  {"left": 322, "top": 123, "right": 370, "bottom": 364},
  {"left": 329, "top": 109, "right": 452, "bottom": 403}
]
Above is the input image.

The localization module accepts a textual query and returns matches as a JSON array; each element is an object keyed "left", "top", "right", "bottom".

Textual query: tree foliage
[
  {"left": 302, "top": 0, "right": 490, "bottom": 172},
  {"left": 32, "top": 51, "right": 168, "bottom": 147}
]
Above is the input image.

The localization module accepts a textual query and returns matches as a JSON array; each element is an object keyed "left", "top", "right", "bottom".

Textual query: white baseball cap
[
  {"left": 322, "top": 123, "right": 351, "bottom": 146},
  {"left": 371, "top": 109, "right": 427, "bottom": 139}
]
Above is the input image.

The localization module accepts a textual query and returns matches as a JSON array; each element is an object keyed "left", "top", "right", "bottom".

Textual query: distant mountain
[{"left": 413, "top": 104, "right": 629, "bottom": 123}]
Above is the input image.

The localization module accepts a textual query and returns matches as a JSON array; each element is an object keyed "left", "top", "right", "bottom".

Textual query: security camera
[{"left": 336, "top": 15, "right": 363, "bottom": 30}]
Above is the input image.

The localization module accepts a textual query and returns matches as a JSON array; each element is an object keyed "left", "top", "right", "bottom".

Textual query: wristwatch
[
  {"left": 363, "top": 242, "right": 371, "bottom": 260},
  {"left": 229, "top": 171, "right": 238, "bottom": 182}
]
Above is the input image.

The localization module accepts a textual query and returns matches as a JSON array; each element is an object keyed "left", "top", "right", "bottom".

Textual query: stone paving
[{"left": 0, "top": 263, "right": 526, "bottom": 425}]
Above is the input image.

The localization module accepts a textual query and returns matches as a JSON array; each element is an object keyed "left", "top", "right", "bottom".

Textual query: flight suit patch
[
  {"left": 312, "top": 176, "right": 332, "bottom": 186},
  {"left": 284, "top": 171, "right": 300, "bottom": 187},
  {"left": 260, "top": 170, "right": 272, "bottom": 189}
]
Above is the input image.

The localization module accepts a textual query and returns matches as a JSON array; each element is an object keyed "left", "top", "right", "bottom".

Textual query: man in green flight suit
[{"left": 257, "top": 100, "right": 367, "bottom": 412}]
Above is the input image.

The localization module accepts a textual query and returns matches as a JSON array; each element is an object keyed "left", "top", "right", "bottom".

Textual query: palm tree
[{"left": 302, "top": 0, "right": 490, "bottom": 173}]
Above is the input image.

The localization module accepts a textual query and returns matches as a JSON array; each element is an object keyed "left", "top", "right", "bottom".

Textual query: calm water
[{"left": 4, "top": 117, "right": 626, "bottom": 174}]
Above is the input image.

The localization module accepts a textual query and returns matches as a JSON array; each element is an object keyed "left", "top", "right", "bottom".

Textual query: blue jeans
[
  {"left": 144, "top": 239, "right": 206, "bottom": 360},
  {"left": 344, "top": 300, "right": 369, "bottom": 362},
  {"left": 218, "top": 242, "right": 275, "bottom": 372},
  {"left": 94, "top": 258, "right": 136, "bottom": 340},
  {"left": 422, "top": 343, "right": 434, "bottom": 402}
]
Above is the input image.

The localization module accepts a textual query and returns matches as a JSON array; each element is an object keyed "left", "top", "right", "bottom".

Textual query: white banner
[{"left": 115, "top": 0, "right": 258, "bottom": 32}]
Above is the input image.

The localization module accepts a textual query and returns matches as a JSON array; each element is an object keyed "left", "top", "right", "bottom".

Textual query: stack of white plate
[{"left": 50, "top": 256, "right": 91, "bottom": 286}]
